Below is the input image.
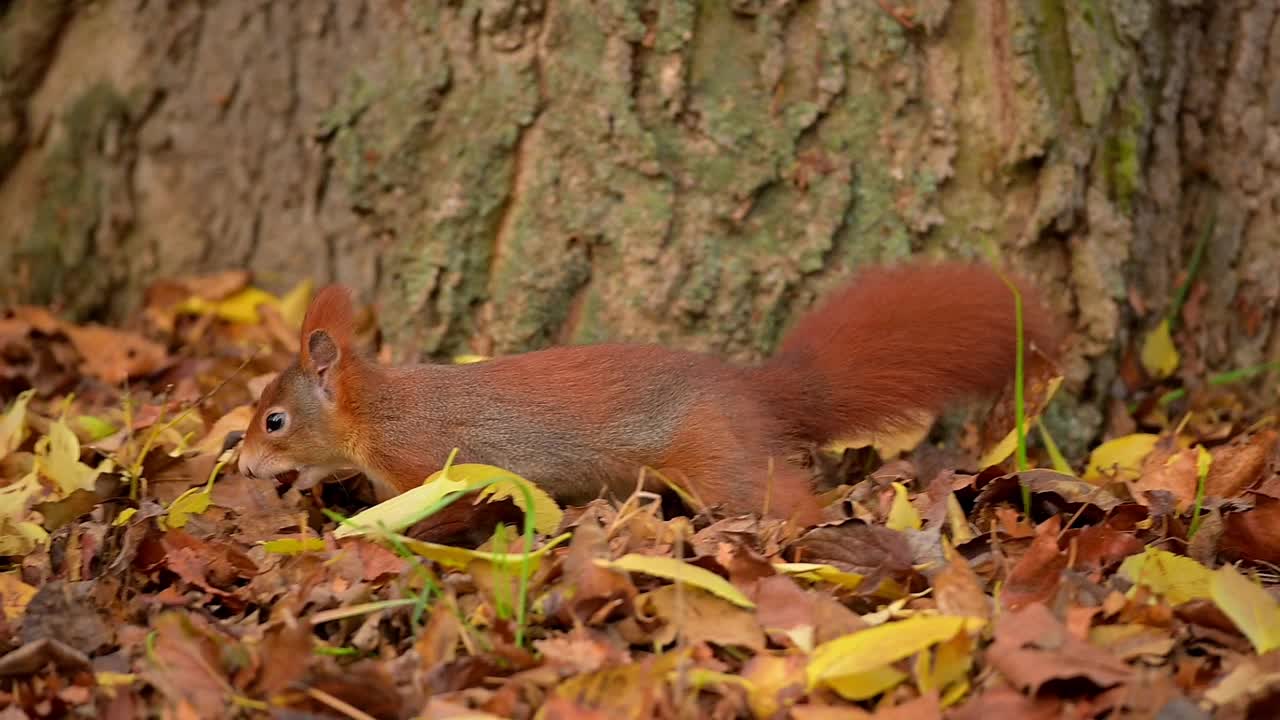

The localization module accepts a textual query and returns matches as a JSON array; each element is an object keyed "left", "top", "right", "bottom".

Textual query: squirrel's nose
[{"left": 238, "top": 452, "right": 257, "bottom": 479}]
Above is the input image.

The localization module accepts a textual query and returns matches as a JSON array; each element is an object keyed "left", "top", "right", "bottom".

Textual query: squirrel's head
[{"left": 239, "top": 284, "right": 359, "bottom": 492}]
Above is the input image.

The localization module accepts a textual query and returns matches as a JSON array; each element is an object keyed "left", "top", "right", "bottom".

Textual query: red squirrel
[{"left": 238, "top": 261, "right": 1059, "bottom": 526}]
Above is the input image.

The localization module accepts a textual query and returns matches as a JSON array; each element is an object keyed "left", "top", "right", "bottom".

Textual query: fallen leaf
[
  {"left": 1088, "top": 623, "right": 1176, "bottom": 660},
  {"left": 1065, "top": 525, "right": 1145, "bottom": 573},
  {"left": 886, "top": 482, "right": 922, "bottom": 531},
  {"left": 1133, "top": 445, "right": 1206, "bottom": 511},
  {"left": 597, "top": 553, "right": 754, "bottom": 609},
  {"left": 1210, "top": 563, "right": 1280, "bottom": 654},
  {"left": 773, "top": 562, "right": 866, "bottom": 592},
  {"left": 791, "top": 521, "right": 914, "bottom": 593},
  {"left": 1083, "top": 433, "right": 1160, "bottom": 484},
  {"left": 36, "top": 416, "right": 112, "bottom": 496},
  {"left": 1206, "top": 430, "right": 1275, "bottom": 498},
  {"left": 642, "top": 583, "right": 765, "bottom": 650},
  {"left": 400, "top": 532, "right": 571, "bottom": 571},
  {"left": 987, "top": 603, "right": 1131, "bottom": 694},
  {"left": 335, "top": 463, "right": 562, "bottom": 539},
  {"left": 1117, "top": 546, "right": 1212, "bottom": 606},
  {"left": 1000, "top": 515, "right": 1065, "bottom": 611},
  {"left": 946, "top": 687, "right": 1063, "bottom": 720},
  {"left": 740, "top": 653, "right": 806, "bottom": 718},
  {"left": 0, "top": 389, "right": 33, "bottom": 460},
  {"left": 978, "top": 346, "right": 1063, "bottom": 470},
  {"left": 1140, "top": 318, "right": 1180, "bottom": 380},
  {"left": 0, "top": 572, "right": 37, "bottom": 621},
  {"left": 1222, "top": 494, "right": 1280, "bottom": 565},
  {"left": 144, "top": 613, "right": 233, "bottom": 717},
  {"left": 64, "top": 325, "right": 168, "bottom": 385},
  {"left": 932, "top": 545, "right": 990, "bottom": 621},
  {"left": 871, "top": 691, "right": 941, "bottom": 720},
  {"left": 807, "top": 615, "right": 984, "bottom": 699}
]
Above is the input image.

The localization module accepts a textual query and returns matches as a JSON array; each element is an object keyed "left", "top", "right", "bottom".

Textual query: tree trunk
[{"left": 1, "top": 1, "right": 1276, "bottom": 456}]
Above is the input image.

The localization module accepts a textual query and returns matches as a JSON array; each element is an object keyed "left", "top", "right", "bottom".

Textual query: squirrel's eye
[{"left": 265, "top": 411, "right": 287, "bottom": 433}]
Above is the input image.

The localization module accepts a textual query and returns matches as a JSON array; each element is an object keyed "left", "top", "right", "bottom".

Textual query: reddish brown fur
[
  {"left": 754, "top": 262, "right": 1061, "bottom": 446},
  {"left": 239, "top": 261, "right": 1060, "bottom": 524}
]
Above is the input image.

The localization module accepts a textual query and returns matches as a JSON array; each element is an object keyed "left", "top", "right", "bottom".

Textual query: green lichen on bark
[{"left": 17, "top": 82, "right": 133, "bottom": 316}]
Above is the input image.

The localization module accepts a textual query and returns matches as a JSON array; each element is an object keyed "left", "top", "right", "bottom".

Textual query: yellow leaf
[
  {"left": 165, "top": 485, "right": 213, "bottom": 529},
  {"left": 678, "top": 668, "right": 754, "bottom": 691},
  {"left": 333, "top": 473, "right": 470, "bottom": 539},
  {"left": 773, "top": 562, "right": 866, "bottom": 591},
  {"left": 807, "top": 615, "right": 985, "bottom": 692},
  {"left": 95, "top": 672, "right": 137, "bottom": 688},
  {"left": 262, "top": 537, "right": 326, "bottom": 554},
  {"left": 36, "top": 418, "right": 111, "bottom": 495},
  {"left": 112, "top": 508, "right": 137, "bottom": 527},
  {"left": 176, "top": 286, "right": 279, "bottom": 324},
  {"left": 277, "top": 278, "right": 314, "bottom": 329},
  {"left": 1082, "top": 433, "right": 1160, "bottom": 484},
  {"left": 886, "top": 482, "right": 921, "bottom": 531},
  {"left": 453, "top": 354, "right": 490, "bottom": 365},
  {"left": 1038, "top": 423, "right": 1076, "bottom": 477},
  {"left": 0, "top": 389, "right": 34, "bottom": 460},
  {"left": 921, "top": 626, "right": 974, "bottom": 697},
  {"left": 1211, "top": 564, "right": 1280, "bottom": 654},
  {"left": 333, "top": 463, "right": 562, "bottom": 539},
  {"left": 1117, "top": 546, "right": 1212, "bottom": 605},
  {"left": 399, "top": 532, "right": 572, "bottom": 570},
  {"left": 0, "top": 571, "right": 37, "bottom": 621},
  {"left": 822, "top": 665, "right": 909, "bottom": 701},
  {"left": 75, "top": 415, "right": 117, "bottom": 442},
  {"left": 596, "top": 553, "right": 755, "bottom": 609},
  {"left": 1141, "top": 318, "right": 1180, "bottom": 380},
  {"left": 945, "top": 495, "right": 975, "bottom": 544}
]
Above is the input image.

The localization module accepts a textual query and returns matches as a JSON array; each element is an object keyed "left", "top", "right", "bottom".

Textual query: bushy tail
[{"left": 752, "top": 261, "right": 1062, "bottom": 446}]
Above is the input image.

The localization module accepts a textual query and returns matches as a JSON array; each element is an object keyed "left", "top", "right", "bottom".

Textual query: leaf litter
[{"left": 1, "top": 275, "right": 1280, "bottom": 718}]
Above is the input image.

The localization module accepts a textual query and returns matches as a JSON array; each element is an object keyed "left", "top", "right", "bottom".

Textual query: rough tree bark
[{"left": 1, "top": 1, "right": 1277, "bottom": 456}]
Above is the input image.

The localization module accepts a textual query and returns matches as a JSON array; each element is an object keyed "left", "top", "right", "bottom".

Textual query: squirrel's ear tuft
[
  {"left": 300, "top": 285, "right": 354, "bottom": 370},
  {"left": 306, "top": 328, "right": 341, "bottom": 392}
]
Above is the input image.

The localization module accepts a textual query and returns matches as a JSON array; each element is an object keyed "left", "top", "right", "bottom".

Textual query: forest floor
[{"left": 2, "top": 272, "right": 1280, "bottom": 720}]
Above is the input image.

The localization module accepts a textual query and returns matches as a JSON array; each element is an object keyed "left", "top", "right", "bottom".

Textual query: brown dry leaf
[
  {"left": 253, "top": 618, "right": 312, "bottom": 696},
  {"left": 1089, "top": 623, "right": 1176, "bottom": 661},
  {"left": 547, "top": 653, "right": 684, "bottom": 720},
  {"left": 1000, "top": 515, "right": 1065, "bottom": 611},
  {"left": 1222, "top": 495, "right": 1280, "bottom": 565},
  {"left": 1206, "top": 430, "right": 1276, "bottom": 497},
  {"left": 791, "top": 520, "right": 914, "bottom": 592},
  {"left": 754, "top": 574, "right": 866, "bottom": 651},
  {"left": 550, "top": 520, "right": 636, "bottom": 625},
  {"left": 161, "top": 529, "right": 258, "bottom": 597},
  {"left": 946, "top": 687, "right": 1063, "bottom": 720},
  {"left": 1134, "top": 445, "right": 1202, "bottom": 511},
  {"left": 63, "top": 324, "right": 169, "bottom": 385},
  {"left": 144, "top": 612, "right": 234, "bottom": 717},
  {"left": 987, "top": 603, "right": 1132, "bottom": 694},
  {"left": 932, "top": 544, "right": 990, "bottom": 621},
  {"left": 535, "top": 630, "right": 627, "bottom": 675},
  {"left": 642, "top": 583, "right": 765, "bottom": 651},
  {"left": 871, "top": 691, "right": 941, "bottom": 720},
  {"left": 1065, "top": 525, "right": 1145, "bottom": 573}
]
